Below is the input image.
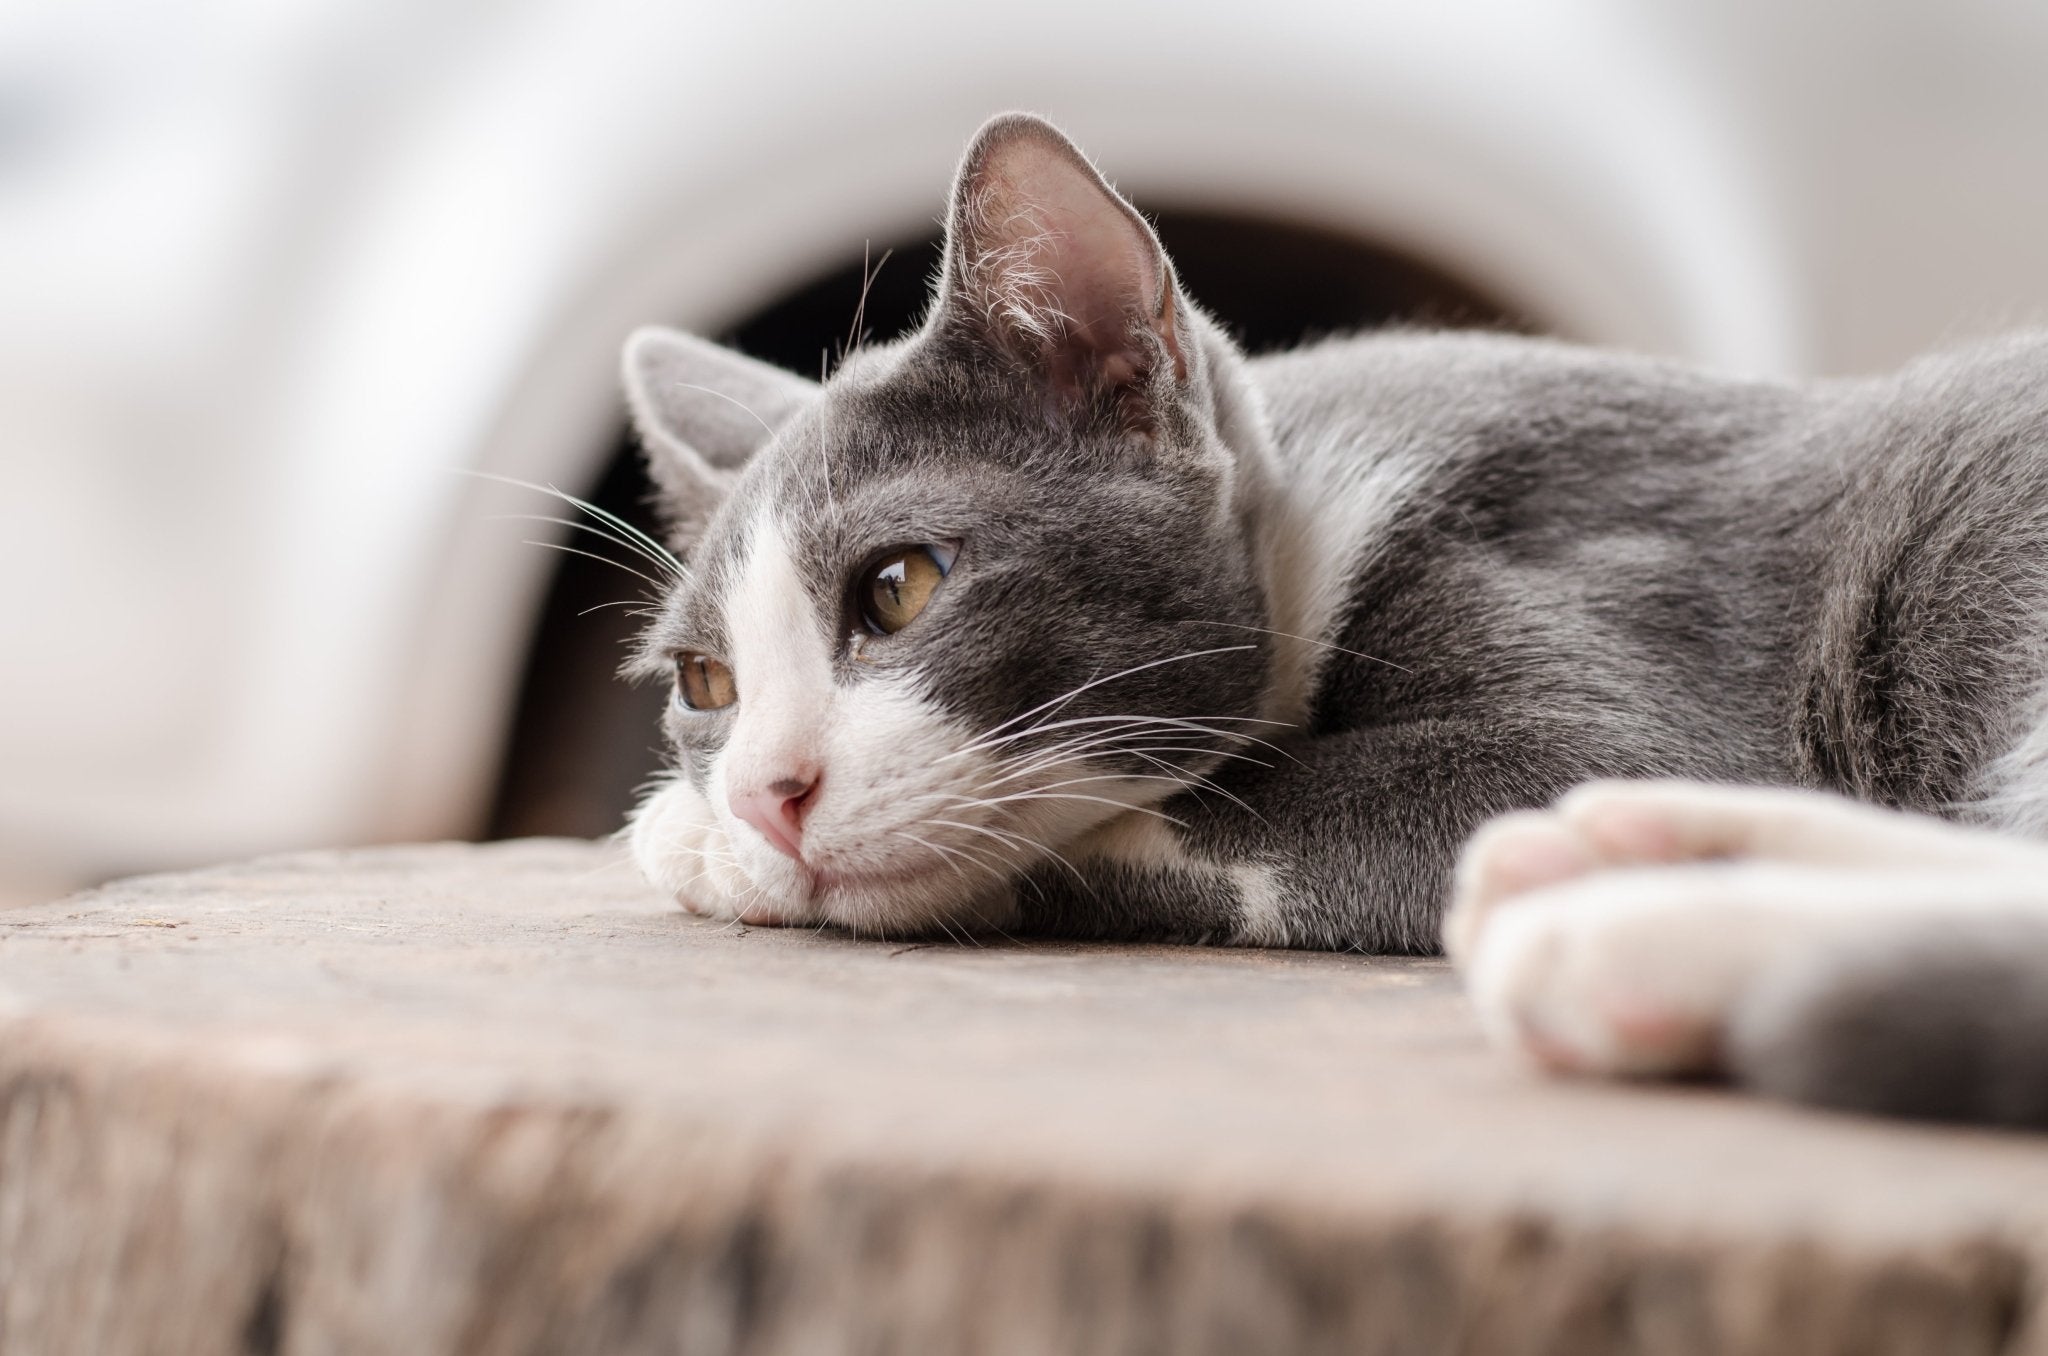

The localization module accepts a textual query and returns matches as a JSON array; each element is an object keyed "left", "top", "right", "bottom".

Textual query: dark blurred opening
[{"left": 487, "top": 211, "right": 1527, "bottom": 840}]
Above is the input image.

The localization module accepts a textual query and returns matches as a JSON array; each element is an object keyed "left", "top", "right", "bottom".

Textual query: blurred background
[{"left": 5, "top": 0, "right": 2048, "bottom": 904}]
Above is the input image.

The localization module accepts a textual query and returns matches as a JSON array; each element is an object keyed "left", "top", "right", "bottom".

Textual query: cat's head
[{"left": 622, "top": 113, "right": 1279, "bottom": 935}]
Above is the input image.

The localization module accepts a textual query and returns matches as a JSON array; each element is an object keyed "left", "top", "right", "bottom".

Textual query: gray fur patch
[{"left": 1730, "top": 915, "right": 2048, "bottom": 1128}]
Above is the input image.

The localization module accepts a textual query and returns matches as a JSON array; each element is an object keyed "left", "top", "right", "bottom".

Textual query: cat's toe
[
  {"left": 626, "top": 777, "right": 767, "bottom": 921},
  {"left": 1548, "top": 778, "right": 2024, "bottom": 871},
  {"left": 658, "top": 855, "right": 745, "bottom": 921},
  {"left": 1549, "top": 780, "right": 1707, "bottom": 864},
  {"left": 1445, "top": 810, "right": 1600, "bottom": 963},
  {"left": 1463, "top": 869, "right": 1784, "bottom": 1077},
  {"left": 1445, "top": 779, "right": 1846, "bottom": 969}
]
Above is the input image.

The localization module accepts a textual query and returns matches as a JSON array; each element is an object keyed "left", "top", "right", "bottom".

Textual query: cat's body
[{"left": 620, "top": 113, "right": 2048, "bottom": 1128}]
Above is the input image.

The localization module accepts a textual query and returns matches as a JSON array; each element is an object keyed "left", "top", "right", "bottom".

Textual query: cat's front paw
[
  {"left": 1444, "top": 780, "right": 1973, "bottom": 1077},
  {"left": 1444, "top": 809, "right": 1601, "bottom": 964},
  {"left": 628, "top": 776, "right": 775, "bottom": 923},
  {"left": 1462, "top": 868, "right": 1810, "bottom": 1075},
  {"left": 1453, "top": 856, "right": 2048, "bottom": 1078},
  {"left": 1443, "top": 781, "right": 1729, "bottom": 964}
]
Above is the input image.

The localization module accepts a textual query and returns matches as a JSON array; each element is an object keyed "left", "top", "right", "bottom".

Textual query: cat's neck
[
  {"left": 1211, "top": 335, "right": 1436, "bottom": 731},
  {"left": 1195, "top": 328, "right": 1335, "bottom": 730}
]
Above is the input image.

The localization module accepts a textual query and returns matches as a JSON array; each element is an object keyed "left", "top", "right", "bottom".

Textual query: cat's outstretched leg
[{"left": 1447, "top": 781, "right": 2048, "bottom": 1083}]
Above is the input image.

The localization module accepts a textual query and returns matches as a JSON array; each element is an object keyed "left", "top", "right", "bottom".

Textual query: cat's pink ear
[
  {"left": 940, "top": 114, "right": 1187, "bottom": 425},
  {"left": 622, "top": 328, "right": 816, "bottom": 542}
]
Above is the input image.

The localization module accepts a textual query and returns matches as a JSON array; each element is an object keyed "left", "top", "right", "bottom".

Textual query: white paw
[
  {"left": 628, "top": 777, "right": 782, "bottom": 924},
  {"left": 1443, "top": 780, "right": 1746, "bottom": 966},
  {"left": 1444, "top": 809, "right": 1601, "bottom": 964},
  {"left": 1464, "top": 868, "right": 1807, "bottom": 1076}
]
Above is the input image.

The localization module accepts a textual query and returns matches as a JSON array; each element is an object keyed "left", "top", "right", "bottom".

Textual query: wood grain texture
[{"left": 0, "top": 839, "right": 2044, "bottom": 1354}]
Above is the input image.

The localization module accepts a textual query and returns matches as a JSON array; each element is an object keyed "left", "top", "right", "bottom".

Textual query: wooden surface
[{"left": 2, "top": 839, "right": 2045, "bottom": 1354}]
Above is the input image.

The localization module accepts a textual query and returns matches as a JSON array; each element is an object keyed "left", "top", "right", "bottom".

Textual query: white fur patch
[
  {"left": 1255, "top": 430, "right": 1429, "bottom": 726},
  {"left": 803, "top": 678, "right": 1023, "bottom": 927},
  {"left": 963, "top": 188, "right": 1068, "bottom": 344},
  {"left": 1446, "top": 779, "right": 2048, "bottom": 965},
  {"left": 1078, "top": 813, "right": 1293, "bottom": 946},
  {"left": 718, "top": 512, "right": 834, "bottom": 799},
  {"left": 1078, "top": 812, "right": 1193, "bottom": 872},
  {"left": 627, "top": 772, "right": 761, "bottom": 922},
  {"left": 1467, "top": 862, "right": 2048, "bottom": 1076},
  {"left": 1228, "top": 862, "right": 1291, "bottom": 947}
]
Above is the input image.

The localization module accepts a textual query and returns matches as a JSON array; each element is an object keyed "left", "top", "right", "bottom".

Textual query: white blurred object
[{"left": 2, "top": 0, "right": 2044, "bottom": 892}]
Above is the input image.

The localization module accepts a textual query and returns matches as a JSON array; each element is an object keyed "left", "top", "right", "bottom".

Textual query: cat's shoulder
[
  {"left": 1250, "top": 327, "right": 1787, "bottom": 399},
  {"left": 1249, "top": 324, "right": 2048, "bottom": 411},
  {"left": 1881, "top": 329, "right": 2048, "bottom": 413},
  {"left": 1245, "top": 328, "right": 1781, "bottom": 448}
]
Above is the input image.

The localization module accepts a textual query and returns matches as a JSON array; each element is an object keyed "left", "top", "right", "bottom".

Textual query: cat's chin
[{"left": 800, "top": 862, "right": 1019, "bottom": 939}]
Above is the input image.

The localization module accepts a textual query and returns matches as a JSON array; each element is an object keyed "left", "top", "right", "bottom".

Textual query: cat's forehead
[
  {"left": 694, "top": 357, "right": 1028, "bottom": 542},
  {"left": 778, "top": 345, "right": 1050, "bottom": 473},
  {"left": 665, "top": 337, "right": 1143, "bottom": 637}
]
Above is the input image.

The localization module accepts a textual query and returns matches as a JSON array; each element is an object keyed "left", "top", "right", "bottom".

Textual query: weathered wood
[{"left": 0, "top": 839, "right": 2044, "bottom": 1354}]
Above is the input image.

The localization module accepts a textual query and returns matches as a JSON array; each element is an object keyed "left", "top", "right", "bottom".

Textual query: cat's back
[
  {"left": 1242, "top": 328, "right": 1827, "bottom": 594},
  {"left": 1241, "top": 327, "right": 2048, "bottom": 580},
  {"left": 1243, "top": 326, "right": 2048, "bottom": 814},
  {"left": 1795, "top": 330, "right": 2048, "bottom": 814},
  {"left": 1232, "top": 331, "right": 1825, "bottom": 780},
  {"left": 1248, "top": 328, "right": 1809, "bottom": 487},
  {"left": 1253, "top": 325, "right": 2048, "bottom": 498}
]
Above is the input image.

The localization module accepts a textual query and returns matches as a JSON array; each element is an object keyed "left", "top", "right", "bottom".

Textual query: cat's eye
[
  {"left": 856, "top": 541, "right": 959, "bottom": 636},
  {"left": 673, "top": 652, "right": 737, "bottom": 711}
]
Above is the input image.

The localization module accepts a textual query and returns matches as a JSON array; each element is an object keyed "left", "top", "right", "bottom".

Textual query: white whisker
[
  {"left": 461, "top": 469, "right": 690, "bottom": 582},
  {"left": 578, "top": 599, "right": 662, "bottom": 619},
  {"left": 1188, "top": 619, "right": 1412, "bottom": 674},
  {"left": 948, "top": 646, "right": 1262, "bottom": 758},
  {"left": 520, "top": 540, "right": 669, "bottom": 593},
  {"left": 488, "top": 513, "right": 687, "bottom": 584},
  {"left": 665, "top": 382, "right": 776, "bottom": 441},
  {"left": 925, "top": 816, "right": 1089, "bottom": 888}
]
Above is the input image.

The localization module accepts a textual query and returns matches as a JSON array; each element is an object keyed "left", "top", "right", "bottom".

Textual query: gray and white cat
[{"left": 620, "top": 113, "right": 2048, "bottom": 1129}]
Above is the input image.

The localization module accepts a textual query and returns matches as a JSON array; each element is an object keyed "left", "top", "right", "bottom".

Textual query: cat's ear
[
  {"left": 938, "top": 113, "right": 1188, "bottom": 429},
  {"left": 621, "top": 327, "right": 817, "bottom": 537}
]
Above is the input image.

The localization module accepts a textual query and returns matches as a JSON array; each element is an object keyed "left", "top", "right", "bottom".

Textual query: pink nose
[{"left": 730, "top": 773, "right": 820, "bottom": 859}]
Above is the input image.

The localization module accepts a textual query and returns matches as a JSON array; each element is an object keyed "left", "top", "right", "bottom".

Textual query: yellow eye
[
  {"left": 857, "top": 542, "right": 958, "bottom": 636},
  {"left": 674, "top": 652, "right": 737, "bottom": 711}
]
